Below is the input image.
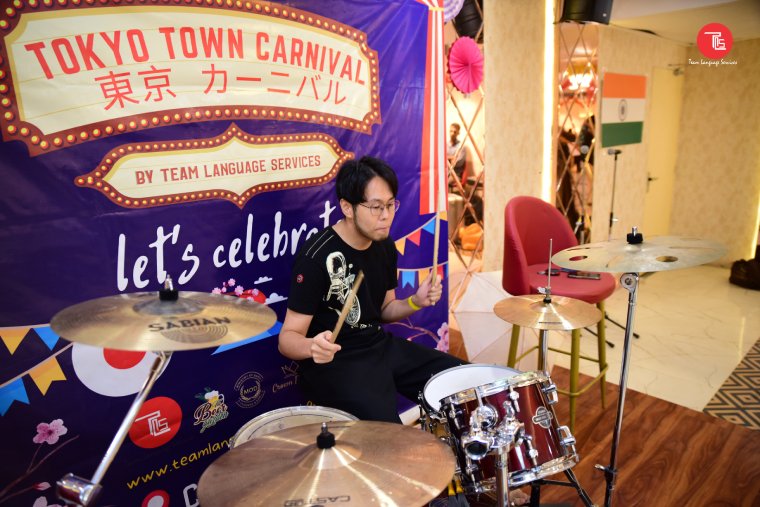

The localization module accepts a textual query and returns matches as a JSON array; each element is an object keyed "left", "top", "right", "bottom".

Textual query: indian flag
[{"left": 601, "top": 73, "right": 646, "bottom": 147}]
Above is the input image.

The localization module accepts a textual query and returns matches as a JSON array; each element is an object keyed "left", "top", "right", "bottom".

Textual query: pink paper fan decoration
[
  {"left": 444, "top": 0, "right": 466, "bottom": 23},
  {"left": 448, "top": 36, "right": 483, "bottom": 94}
]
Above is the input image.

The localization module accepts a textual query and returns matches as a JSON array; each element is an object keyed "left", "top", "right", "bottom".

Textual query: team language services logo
[
  {"left": 194, "top": 388, "right": 230, "bottom": 433},
  {"left": 128, "top": 397, "right": 182, "bottom": 449},
  {"left": 697, "top": 23, "right": 733, "bottom": 59},
  {"left": 234, "top": 371, "right": 266, "bottom": 409}
]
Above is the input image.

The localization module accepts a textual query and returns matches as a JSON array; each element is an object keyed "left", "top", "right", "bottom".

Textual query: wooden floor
[{"left": 527, "top": 367, "right": 760, "bottom": 507}]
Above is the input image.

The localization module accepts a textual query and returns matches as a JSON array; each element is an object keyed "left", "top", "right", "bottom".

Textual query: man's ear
[{"left": 340, "top": 198, "right": 354, "bottom": 220}]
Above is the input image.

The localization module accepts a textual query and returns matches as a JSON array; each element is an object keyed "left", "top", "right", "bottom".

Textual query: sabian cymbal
[
  {"left": 50, "top": 291, "right": 277, "bottom": 351},
  {"left": 197, "top": 420, "right": 456, "bottom": 507},
  {"left": 552, "top": 236, "right": 726, "bottom": 273},
  {"left": 494, "top": 295, "right": 602, "bottom": 330}
]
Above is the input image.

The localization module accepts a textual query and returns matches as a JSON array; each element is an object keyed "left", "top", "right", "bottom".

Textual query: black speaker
[
  {"left": 452, "top": 0, "right": 483, "bottom": 43},
  {"left": 560, "top": 0, "right": 613, "bottom": 25}
]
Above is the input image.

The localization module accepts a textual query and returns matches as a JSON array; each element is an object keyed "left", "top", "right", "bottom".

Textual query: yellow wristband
[{"left": 407, "top": 296, "right": 421, "bottom": 311}]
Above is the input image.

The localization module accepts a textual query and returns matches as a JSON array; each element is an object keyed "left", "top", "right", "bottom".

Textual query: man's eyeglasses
[{"left": 358, "top": 199, "right": 400, "bottom": 217}]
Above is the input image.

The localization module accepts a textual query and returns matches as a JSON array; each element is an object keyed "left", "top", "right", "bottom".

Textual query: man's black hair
[{"left": 335, "top": 156, "right": 398, "bottom": 204}]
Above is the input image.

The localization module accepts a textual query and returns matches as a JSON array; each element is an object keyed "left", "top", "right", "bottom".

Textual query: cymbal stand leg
[
  {"left": 596, "top": 273, "right": 639, "bottom": 507},
  {"left": 604, "top": 312, "right": 639, "bottom": 339},
  {"left": 538, "top": 329, "right": 549, "bottom": 373},
  {"left": 57, "top": 351, "right": 172, "bottom": 506}
]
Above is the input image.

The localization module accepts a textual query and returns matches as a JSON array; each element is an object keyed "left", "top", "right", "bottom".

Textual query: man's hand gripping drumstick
[{"left": 309, "top": 271, "right": 364, "bottom": 363}]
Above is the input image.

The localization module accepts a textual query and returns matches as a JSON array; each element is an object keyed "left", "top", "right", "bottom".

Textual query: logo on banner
[
  {"left": 697, "top": 23, "right": 733, "bottom": 59},
  {"left": 129, "top": 397, "right": 182, "bottom": 448},
  {"left": 234, "top": 372, "right": 265, "bottom": 408},
  {"left": 142, "top": 490, "right": 170, "bottom": 507},
  {"left": 194, "top": 388, "right": 229, "bottom": 432},
  {"left": 272, "top": 362, "right": 300, "bottom": 394}
]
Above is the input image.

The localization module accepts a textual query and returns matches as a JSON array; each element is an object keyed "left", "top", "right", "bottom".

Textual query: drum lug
[
  {"left": 557, "top": 425, "right": 577, "bottom": 452},
  {"left": 446, "top": 404, "right": 464, "bottom": 431},
  {"left": 542, "top": 383, "right": 559, "bottom": 405},
  {"left": 522, "top": 434, "right": 540, "bottom": 468}
]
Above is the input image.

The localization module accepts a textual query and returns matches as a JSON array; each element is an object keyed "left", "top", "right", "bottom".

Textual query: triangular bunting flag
[
  {"left": 408, "top": 230, "right": 422, "bottom": 246},
  {"left": 0, "top": 327, "right": 31, "bottom": 355},
  {"left": 395, "top": 238, "right": 406, "bottom": 256},
  {"left": 440, "top": 210, "right": 448, "bottom": 221},
  {"left": 0, "top": 378, "right": 30, "bottom": 416},
  {"left": 422, "top": 219, "right": 436, "bottom": 235},
  {"left": 29, "top": 357, "right": 67, "bottom": 395},
  {"left": 33, "top": 326, "right": 60, "bottom": 351},
  {"left": 418, "top": 268, "right": 430, "bottom": 284},
  {"left": 212, "top": 321, "right": 283, "bottom": 354},
  {"left": 400, "top": 270, "right": 416, "bottom": 289},
  {"left": 437, "top": 265, "right": 445, "bottom": 280}
]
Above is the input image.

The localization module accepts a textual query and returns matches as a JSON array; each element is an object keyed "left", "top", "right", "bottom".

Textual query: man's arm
[
  {"left": 279, "top": 309, "right": 341, "bottom": 363},
  {"left": 379, "top": 276, "right": 442, "bottom": 322}
]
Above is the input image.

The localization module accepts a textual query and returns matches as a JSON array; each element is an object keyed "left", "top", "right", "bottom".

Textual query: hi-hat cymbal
[
  {"left": 197, "top": 420, "right": 456, "bottom": 507},
  {"left": 494, "top": 294, "right": 602, "bottom": 330},
  {"left": 50, "top": 291, "right": 277, "bottom": 351},
  {"left": 552, "top": 236, "right": 726, "bottom": 273}
]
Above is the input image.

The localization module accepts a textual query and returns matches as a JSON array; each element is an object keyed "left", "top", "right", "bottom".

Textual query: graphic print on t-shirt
[{"left": 325, "top": 251, "right": 361, "bottom": 326}]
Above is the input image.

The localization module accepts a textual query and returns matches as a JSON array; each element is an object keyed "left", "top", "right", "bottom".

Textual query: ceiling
[{"left": 609, "top": 0, "right": 760, "bottom": 44}]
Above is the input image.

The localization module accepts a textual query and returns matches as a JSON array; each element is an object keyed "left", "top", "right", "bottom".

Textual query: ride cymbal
[
  {"left": 494, "top": 295, "right": 602, "bottom": 330},
  {"left": 552, "top": 235, "right": 726, "bottom": 273},
  {"left": 50, "top": 291, "right": 277, "bottom": 351},
  {"left": 197, "top": 420, "right": 456, "bottom": 507}
]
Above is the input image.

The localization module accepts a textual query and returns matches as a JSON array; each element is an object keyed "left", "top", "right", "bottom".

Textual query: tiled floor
[{"left": 448, "top": 263, "right": 760, "bottom": 412}]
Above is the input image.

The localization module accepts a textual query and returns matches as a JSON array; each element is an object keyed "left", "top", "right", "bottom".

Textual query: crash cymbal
[
  {"left": 50, "top": 291, "right": 277, "bottom": 351},
  {"left": 197, "top": 420, "right": 456, "bottom": 507},
  {"left": 494, "top": 294, "right": 602, "bottom": 330},
  {"left": 552, "top": 235, "right": 726, "bottom": 273}
]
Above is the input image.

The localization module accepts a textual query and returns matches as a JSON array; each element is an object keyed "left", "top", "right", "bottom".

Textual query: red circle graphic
[
  {"left": 697, "top": 23, "right": 733, "bottom": 59},
  {"left": 103, "top": 349, "right": 146, "bottom": 369}
]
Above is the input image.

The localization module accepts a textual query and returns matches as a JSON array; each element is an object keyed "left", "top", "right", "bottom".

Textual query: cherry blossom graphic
[
  {"left": 387, "top": 318, "right": 449, "bottom": 353},
  {"left": 0, "top": 419, "right": 78, "bottom": 505},
  {"left": 32, "top": 496, "right": 62, "bottom": 507},
  {"left": 32, "top": 419, "right": 67, "bottom": 445},
  {"left": 436, "top": 322, "right": 450, "bottom": 352},
  {"left": 211, "top": 278, "right": 267, "bottom": 303}
]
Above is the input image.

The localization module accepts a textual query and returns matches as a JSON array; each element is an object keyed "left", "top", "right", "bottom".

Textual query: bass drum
[{"left": 230, "top": 405, "right": 358, "bottom": 448}]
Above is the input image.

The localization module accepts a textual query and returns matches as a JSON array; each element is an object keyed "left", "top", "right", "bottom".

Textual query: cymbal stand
[
  {"left": 526, "top": 468, "right": 595, "bottom": 507},
  {"left": 492, "top": 411, "right": 523, "bottom": 507},
  {"left": 601, "top": 148, "right": 639, "bottom": 343},
  {"left": 57, "top": 351, "right": 172, "bottom": 506},
  {"left": 595, "top": 268, "right": 640, "bottom": 507}
]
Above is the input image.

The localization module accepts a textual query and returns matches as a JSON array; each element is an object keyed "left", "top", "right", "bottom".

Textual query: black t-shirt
[{"left": 287, "top": 226, "right": 398, "bottom": 349}]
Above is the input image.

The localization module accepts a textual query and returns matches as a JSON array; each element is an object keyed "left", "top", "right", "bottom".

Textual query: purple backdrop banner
[{"left": 0, "top": 1, "right": 450, "bottom": 505}]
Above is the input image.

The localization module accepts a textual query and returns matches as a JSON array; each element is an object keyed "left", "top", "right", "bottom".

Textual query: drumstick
[
  {"left": 431, "top": 213, "right": 440, "bottom": 285},
  {"left": 330, "top": 270, "right": 364, "bottom": 343}
]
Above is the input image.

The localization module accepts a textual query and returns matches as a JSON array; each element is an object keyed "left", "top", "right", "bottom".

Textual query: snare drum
[
  {"left": 230, "top": 405, "right": 357, "bottom": 448},
  {"left": 424, "top": 366, "right": 578, "bottom": 492}
]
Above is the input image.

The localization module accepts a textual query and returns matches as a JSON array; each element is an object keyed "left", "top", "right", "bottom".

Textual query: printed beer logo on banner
[
  {"left": 234, "top": 372, "right": 265, "bottom": 409},
  {"left": 0, "top": 2, "right": 381, "bottom": 156},
  {"left": 193, "top": 388, "right": 229, "bottom": 433},
  {"left": 129, "top": 397, "right": 182, "bottom": 449}
]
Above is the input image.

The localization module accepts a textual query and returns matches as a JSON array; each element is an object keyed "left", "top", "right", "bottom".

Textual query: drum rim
[
  {"left": 230, "top": 405, "right": 357, "bottom": 447},
  {"left": 423, "top": 364, "right": 521, "bottom": 410},
  {"left": 439, "top": 370, "right": 551, "bottom": 407}
]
